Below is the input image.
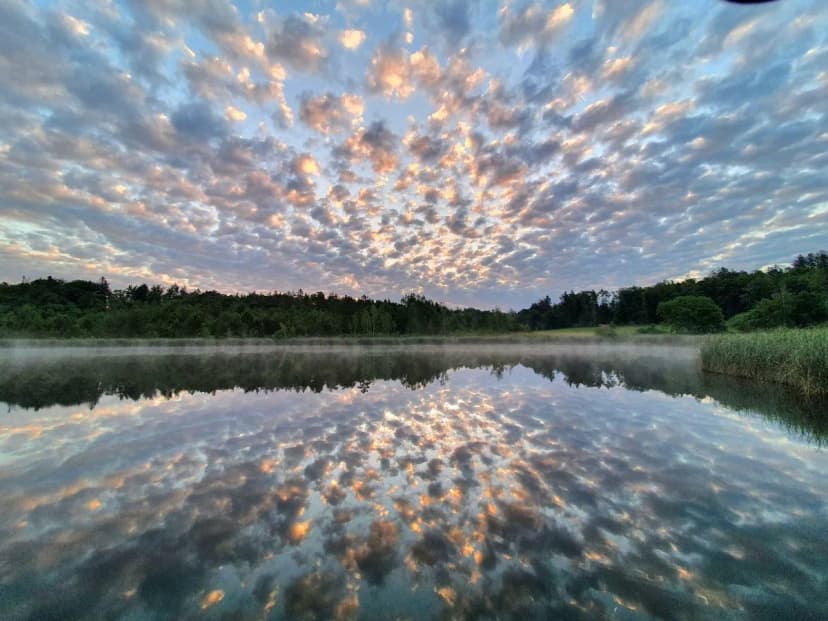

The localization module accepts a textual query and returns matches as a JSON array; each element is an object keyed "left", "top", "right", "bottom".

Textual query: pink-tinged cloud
[{"left": 0, "top": 0, "right": 825, "bottom": 309}]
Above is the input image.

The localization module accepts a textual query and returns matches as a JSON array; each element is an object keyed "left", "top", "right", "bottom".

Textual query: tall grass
[{"left": 701, "top": 327, "right": 828, "bottom": 395}]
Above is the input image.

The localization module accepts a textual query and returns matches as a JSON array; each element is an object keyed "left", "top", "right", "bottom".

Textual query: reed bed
[{"left": 701, "top": 327, "right": 828, "bottom": 395}]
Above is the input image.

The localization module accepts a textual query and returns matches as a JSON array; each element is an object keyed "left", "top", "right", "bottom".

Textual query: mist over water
[{"left": 1, "top": 346, "right": 826, "bottom": 620}]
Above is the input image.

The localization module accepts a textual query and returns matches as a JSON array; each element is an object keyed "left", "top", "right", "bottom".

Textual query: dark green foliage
[
  {"left": 2, "top": 251, "right": 826, "bottom": 337},
  {"left": 518, "top": 251, "right": 828, "bottom": 332},
  {"left": 657, "top": 296, "right": 724, "bottom": 333},
  {"left": 728, "top": 291, "right": 828, "bottom": 331},
  {"left": 0, "top": 278, "right": 518, "bottom": 338},
  {"left": 518, "top": 290, "right": 613, "bottom": 329}
]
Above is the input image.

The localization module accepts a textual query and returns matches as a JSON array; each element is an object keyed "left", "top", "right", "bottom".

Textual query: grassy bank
[
  {"left": 0, "top": 326, "right": 699, "bottom": 349},
  {"left": 702, "top": 327, "right": 828, "bottom": 395}
]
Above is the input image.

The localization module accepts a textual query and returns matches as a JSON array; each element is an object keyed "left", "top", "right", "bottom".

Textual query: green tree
[
  {"left": 729, "top": 291, "right": 828, "bottom": 331},
  {"left": 657, "top": 296, "right": 725, "bottom": 333}
]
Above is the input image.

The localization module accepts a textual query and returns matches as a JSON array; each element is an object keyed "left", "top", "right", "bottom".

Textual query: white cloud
[{"left": 338, "top": 29, "right": 366, "bottom": 50}]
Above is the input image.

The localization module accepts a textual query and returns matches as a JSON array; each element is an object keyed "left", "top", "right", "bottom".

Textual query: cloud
[
  {"left": 338, "top": 29, "right": 366, "bottom": 50},
  {"left": 422, "top": 0, "right": 475, "bottom": 47},
  {"left": 406, "top": 132, "right": 447, "bottom": 163},
  {"left": 224, "top": 105, "right": 247, "bottom": 122},
  {"left": 365, "top": 43, "right": 445, "bottom": 103},
  {"left": 338, "top": 121, "right": 399, "bottom": 175},
  {"left": 410, "top": 48, "right": 442, "bottom": 88},
  {"left": 572, "top": 90, "right": 637, "bottom": 133},
  {"left": 299, "top": 92, "right": 364, "bottom": 134},
  {"left": 294, "top": 154, "right": 321, "bottom": 177},
  {"left": 592, "top": 0, "right": 663, "bottom": 42},
  {"left": 171, "top": 102, "right": 228, "bottom": 141},
  {"left": 471, "top": 140, "right": 526, "bottom": 188},
  {"left": 0, "top": 0, "right": 825, "bottom": 307},
  {"left": 264, "top": 12, "right": 329, "bottom": 72},
  {"left": 499, "top": 2, "right": 574, "bottom": 49}
]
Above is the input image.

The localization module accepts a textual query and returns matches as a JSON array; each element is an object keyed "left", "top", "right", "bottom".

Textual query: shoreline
[
  {"left": 0, "top": 337, "right": 703, "bottom": 364},
  {"left": 0, "top": 333, "right": 705, "bottom": 370},
  {"left": 0, "top": 330, "right": 703, "bottom": 349},
  {"left": 3, "top": 328, "right": 824, "bottom": 397}
]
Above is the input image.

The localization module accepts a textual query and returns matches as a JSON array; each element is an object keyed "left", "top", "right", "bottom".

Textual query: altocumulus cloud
[{"left": 0, "top": 0, "right": 826, "bottom": 308}]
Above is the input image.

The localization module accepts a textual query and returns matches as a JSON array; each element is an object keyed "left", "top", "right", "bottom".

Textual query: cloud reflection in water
[{"left": 0, "top": 349, "right": 826, "bottom": 620}]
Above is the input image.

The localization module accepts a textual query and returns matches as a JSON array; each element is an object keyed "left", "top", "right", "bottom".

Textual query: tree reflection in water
[
  {"left": 0, "top": 345, "right": 826, "bottom": 620},
  {"left": 2, "top": 345, "right": 825, "bottom": 442}
]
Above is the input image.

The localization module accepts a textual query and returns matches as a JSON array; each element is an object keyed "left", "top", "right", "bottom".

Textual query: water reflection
[
  {"left": 2, "top": 345, "right": 825, "bottom": 442},
  {"left": 0, "top": 346, "right": 826, "bottom": 620}
]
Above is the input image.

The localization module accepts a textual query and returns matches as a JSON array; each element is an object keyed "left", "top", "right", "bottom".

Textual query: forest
[
  {"left": 1, "top": 251, "right": 826, "bottom": 338},
  {"left": 518, "top": 251, "right": 828, "bottom": 333}
]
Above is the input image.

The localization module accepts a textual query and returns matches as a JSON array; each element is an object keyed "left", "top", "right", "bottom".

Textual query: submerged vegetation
[
  {"left": 1, "top": 252, "right": 825, "bottom": 338},
  {"left": 702, "top": 327, "right": 828, "bottom": 396}
]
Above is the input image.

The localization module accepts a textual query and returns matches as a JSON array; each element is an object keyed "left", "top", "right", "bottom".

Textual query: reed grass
[{"left": 701, "top": 327, "right": 828, "bottom": 395}]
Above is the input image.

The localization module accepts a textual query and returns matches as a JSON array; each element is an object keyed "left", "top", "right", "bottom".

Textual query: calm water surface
[{"left": 0, "top": 345, "right": 826, "bottom": 620}]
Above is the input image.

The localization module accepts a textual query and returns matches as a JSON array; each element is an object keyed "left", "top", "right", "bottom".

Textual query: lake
[{"left": 1, "top": 344, "right": 826, "bottom": 620}]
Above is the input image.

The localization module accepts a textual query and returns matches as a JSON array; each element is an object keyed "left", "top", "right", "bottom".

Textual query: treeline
[
  {"left": 0, "top": 281, "right": 516, "bottom": 338},
  {"left": 1, "top": 251, "right": 826, "bottom": 338},
  {"left": 518, "top": 251, "right": 828, "bottom": 332}
]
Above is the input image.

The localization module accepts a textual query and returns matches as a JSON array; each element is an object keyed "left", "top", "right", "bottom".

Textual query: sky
[{"left": 0, "top": 0, "right": 826, "bottom": 309}]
